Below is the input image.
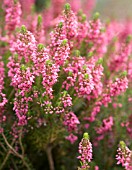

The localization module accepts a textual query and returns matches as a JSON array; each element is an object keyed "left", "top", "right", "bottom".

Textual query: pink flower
[
  {"left": 63, "top": 56, "right": 95, "bottom": 97},
  {"left": 0, "top": 56, "right": 7, "bottom": 129},
  {"left": 89, "top": 74, "right": 128, "bottom": 122},
  {"left": 84, "top": 124, "right": 90, "bottom": 129},
  {"left": 61, "top": 3, "right": 78, "bottom": 41},
  {"left": 109, "top": 77, "right": 128, "bottom": 96},
  {"left": 116, "top": 141, "right": 132, "bottom": 170},
  {"left": 34, "top": 15, "right": 45, "bottom": 44},
  {"left": 4, "top": 0, "right": 22, "bottom": 33},
  {"left": 11, "top": 67, "right": 35, "bottom": 95},
  {"left": 77, "top": 133, "right": 92, "bottom": 169},
  {"left": 65, "top": 133, "right": 78, "bottom": 144},
  {"left": 10, "top": 26, "right": 36, "bottom": 63},
  {"left": 61, "top": 91, "right": 72, "bottom": 108},
  {"left": 109, "top": 41, "right": 132, "bottom": 74},
  {"left": 0, "top": 93, "right": 8, "bottom": 107},
  {"left": 95, "top": 166, "right": 99, "bottom": 170},
  {"left": 87, "top": 16, "right": 107, "bottom": 59},
  {"left": 49, "top": 22, "right": 70, "bottom": 66},
  {"left": 13, "top": 93, "right": 32, "bottom": 125},
  {"left": 63, "top": 111, "right": 80, "bottom": 132},
  {"left": 42, "top": 61, "right": 59, "bottom": 99},
  {"left": 96, "top": 116, "right": 114, "bottom": 135},
  {"left": 20, "top": 0, "right": 34, "bottom": 15}
]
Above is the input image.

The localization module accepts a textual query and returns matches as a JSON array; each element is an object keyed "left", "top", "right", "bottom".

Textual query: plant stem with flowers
[
  {"left": 0, "top": 0, "right": 132, "bottom": 169},
  {"left": 77, "top": 133, "right": 92, "bottom": 170}
]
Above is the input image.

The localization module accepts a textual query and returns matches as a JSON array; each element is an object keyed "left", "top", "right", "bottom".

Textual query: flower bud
[
  {"left": 21, "top": 25, "right": 27, "bottom": 34},
  {"left": 64, "top": 3, "right": 71, "bottom": 13},
  {"left": 37, "top": 15, "right": 42, "bottom": 27},
  {"left": 121, "top": 71, "right": 127, "bottom": 77},
  {"left": 38, "top": 44, "right": 44, "bottom": 51},
  {"left": 83, "top": 132, "right": 89, "bottom": 140},
  {"left": 126, "top": 34, "right": 132, "bottom": 44},
  {"left": 84, "top": 73, "right": 89, "bottom": 79},
  {"left": 61, "top": 39, "right": 68, "bottom": 46},
  {"left": 20, "top": 64, "right": 26, "bottom": 71},
  {"left": 58, "top": 22, "right": 63, "bottom": 28},
  {"left": 97, "top": 58, "right": 103, "bottom": 65},
  {"left": 93, "top": 12, "right": 100, "bottom": 21}
]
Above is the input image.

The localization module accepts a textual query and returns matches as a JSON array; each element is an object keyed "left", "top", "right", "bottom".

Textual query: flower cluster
[
  {"left": 0, "top": 1, "right": 131, "bottom": 169},
  {"left": 0, "top": 56, "right": 7, "bottom": 133},
  {"left": 96, "top": 116, "right": 113, "bottom": 135},
  {"left": 60, "top": 91, "right": 72, "bottom": 108},
  {"left": 77, "top": 133, "right": 92, "bottom": 169},
  {"left": 65, "top": 133, "right": 78, "bottom": 144},
  {"left": 94, "top": 116, "right": 114, "bottom": 144},
  {"left": 63, "top": 111, "right": 80, "bottom": 132},
  {"left": 88, "top": 74, "right": 128, "bottom": 122},
  {"left": 4, "top": 0, "right": 22, "bottom": 34},
  {"left": 49, "top": 22, "right": 70, "bottom": 66},
  {"left": 116, "top": 141, "right": 132, "bottom": 170},
  {"left": 10, "top": 26, "right": 36, "bottom": 62}
]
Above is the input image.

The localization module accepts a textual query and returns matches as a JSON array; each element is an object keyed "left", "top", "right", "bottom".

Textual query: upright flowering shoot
[
  {"left": 49, "top": 21, "right": 70, "bottom": 66},
  {"left": 78, "top": 132, "right": 92, "bottom": 170},
  {"left": 60, "top": 3, "right": 78, "bottom": 48},
  {"left": 10, "top": 25, "right": 36, "bottom": 63},
  {"left": 116, "top": 141, "right": 132, "bottom": 170},
  {"left": 0, "top": 56, "right": 7, "bottom": 133},
  {"left": 63, "top": 3, "right": 78, "bottom": 40},
  {"left": 34, "top": 15, "right": 45, "bottom": 44},
  {"left": 3, "top": 0, "right": 22, "bottom": 34},
  {"left": 0, "top": 1, "right": 132, "bottom": 169}
]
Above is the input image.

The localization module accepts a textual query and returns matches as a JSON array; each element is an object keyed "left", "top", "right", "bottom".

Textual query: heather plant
[
  {"left": 0, "top": 0, "right": 132, "bottom": 170},
  {"left": 77, "top": 133, "right": 92, "bottom": 170},
  {"left": 116, "top": 141, "right": 132, "bottom": 170}
]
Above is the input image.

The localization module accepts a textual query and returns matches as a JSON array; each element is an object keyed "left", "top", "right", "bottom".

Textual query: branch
[
  {"left": 19, "top": 127, "right": 24, "bottom": 156},
  {"left": 0, "top": 138, "right": 15, "bottom": 170},
  {"left": 2, "top": 133, "right": 22, "bottom": 158},
  {"left": 1, "top": 133, "right": 31, "bottom": 170},
  {"left": 0, "top": 150, "right": 11, "bottom": 170},
  {"left": 46, "top": 145, "right": 55, "bottom": 170}
]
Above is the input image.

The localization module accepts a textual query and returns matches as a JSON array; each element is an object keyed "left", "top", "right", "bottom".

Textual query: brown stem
[
  {"left": 0, "top": 150, "right": 11, "bottom": 170},
  {"left": 0, "top": 139, "right": 15, "bottom": 170},
  {"left": 8, "top": 89, "right": 15, "bottom": 102},
  {"left": 46, "top": 145, "right": 55, "bottom": 170},
  {"left": 2, "top": 133, "right": 22, "bottom": 158},
  {"left": 0, "top": 142, "right": 7, "bottom": 151},
  {"left": 19, "top": 127, "right": 24, "bottom": 156},
  {"left": 1, "top": 133, "right": 31, "bottom": 170},
  {"left": 11, "top": 158, "right": 19, "bottom": 170},
  {"left": 22, "top": 158, "right": 31, "bottom": 170},
  {"left": 0, "top": 151, "right": 4, "bottom": 155}
]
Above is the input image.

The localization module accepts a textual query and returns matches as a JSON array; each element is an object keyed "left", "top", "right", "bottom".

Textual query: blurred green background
[
  {"left": 34, "top": 0, "right": 132, "bottom": 20},
  {"left": 95, "top": 0, "right": 132, "bottom": 20}
]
